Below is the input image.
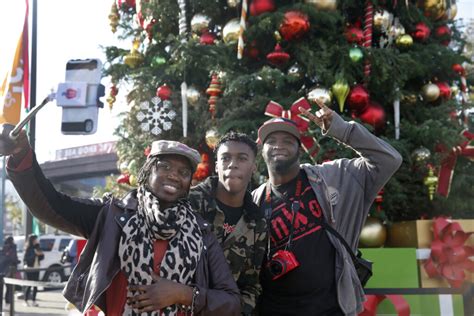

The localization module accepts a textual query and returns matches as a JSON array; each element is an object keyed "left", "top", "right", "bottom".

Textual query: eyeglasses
[{"left": 154, "top": 160, "right": 192, "bottom": 179}]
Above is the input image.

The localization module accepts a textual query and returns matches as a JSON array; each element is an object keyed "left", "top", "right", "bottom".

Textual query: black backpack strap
[{"left": 320, "top": 220, "right": 360, "bottom": 263}]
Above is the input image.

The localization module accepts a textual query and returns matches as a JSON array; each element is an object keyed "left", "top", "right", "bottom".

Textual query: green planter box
[{"left": 360, "top": 248, "right": 418, "bottom": 288}]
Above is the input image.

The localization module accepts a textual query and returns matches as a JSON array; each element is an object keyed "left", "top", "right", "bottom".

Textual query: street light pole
[{"left": 24, "top": 0, "right": 38, "bottom": 237}]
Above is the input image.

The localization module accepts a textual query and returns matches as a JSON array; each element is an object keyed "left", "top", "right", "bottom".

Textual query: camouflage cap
[{"left": 149, "top": 140, "right": 201, "bottom": 171}]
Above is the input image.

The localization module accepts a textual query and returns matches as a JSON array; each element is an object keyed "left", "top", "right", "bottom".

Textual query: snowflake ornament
[{"left": 136, "top": 96, "right": 176, "bottom": 135}]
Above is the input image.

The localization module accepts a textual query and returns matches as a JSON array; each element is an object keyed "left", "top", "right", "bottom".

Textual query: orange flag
[{"left": 0, "top": 0, "right": 29, "bottom": 124}]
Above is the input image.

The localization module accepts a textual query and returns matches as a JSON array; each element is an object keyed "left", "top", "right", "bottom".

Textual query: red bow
[
  {"left": 423, "top": 217, "right": 474, "bottom": 288},
  {"left": 264, "top": 97, "right": 320, "bottom": 158},
  {"left": 359, "top": 294, "right": 410, "bottom": 316},
  {"left": 437, "top": 129, "right": 474, "bottom": 197}
]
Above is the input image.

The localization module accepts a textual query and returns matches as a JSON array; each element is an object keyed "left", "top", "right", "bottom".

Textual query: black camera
[{"left": 267, "top": 250, "right": 300, "bottom": 280}]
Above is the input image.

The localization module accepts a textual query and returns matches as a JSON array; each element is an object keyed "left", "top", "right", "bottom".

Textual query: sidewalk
[{"left": 2, "top": 289, "right": 71, "bottom": 316}]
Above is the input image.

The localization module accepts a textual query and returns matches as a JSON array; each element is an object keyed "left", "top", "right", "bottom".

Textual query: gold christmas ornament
[
  {"left": 124, "top": 39, "right": 144, "bottom": 68},
  {"left": 223, "top": 18, "right": 241, "bottom": 44},
  {"left": 129, "top": 174, "right": 137, "bottom": 187},
  {"left": 307, "top": 87, "right": 332, "bottom": 106},
  {"left": 401, "top": 93, "right": 417, "bottom": 106},
  {"left": 443, "top": 3, "right": 457, "bottom": 20},
  {"left": 205, "top": 128, "right": 220, "bottom": 149},
  {"left": 331, "top": 79, "right": 350, "bottom": 112},
  {"left": 421, "top": 83, "right": 440, "bottom": 102},
  {"left": 227, "top": 0, "right": 239, "bottom": 8},
  {"left": 186, "top": 86, "right": 201, "bottom": 106},
  {"left": 373, "top": 10, "right": 392, "bottom": 32},
  {"left": 396, "top": 34, "right": 413, "bottom": 48},
  {"left": 411, "top": 146, "right": 431, "bottom": 163},
  {"left": 423, "top": 167, "right": 438, "bottom": 200},
  {"left": 304, "top": 0, "right": 337, "bottom": 11},
  {"left": 108, "top": 2, "right": 120, "bottom": 33},
  {"left": 359, "top": 217, "right": 387, "bottom": 248},
  {"left": 191, "top": 13, "right": 211, "bottom": 34},
  {"left": 422, "top": 0, "right": 447, "bottom": 20}
]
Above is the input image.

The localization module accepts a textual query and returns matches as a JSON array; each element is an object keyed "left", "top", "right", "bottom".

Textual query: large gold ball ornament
[
  {"left": 411, "top": 146, "right": 431, "bottom": 163},
  {"left": 205, "top": 128, "right": 220, "bottom": 149},
  {"left": 222, "top": 18, "right": 241, "bottom": 44},
  {"left": 444, "top": 3, "right": 457, "bottom": 20},
  {"left": 421, "top": 83, "right": 440, "bottom": 102},
  {"left": 396, "top": 34, "right": 413, "bottom": 48},
  {"left": 191, "top": 14, "right": 211, "bottom": 34},
  {"left": 423, "top": 0, "right": 447, "bottom": 20},
  {"left": 359, "top": 217, "right": 387, "bottom": 248},
  {"left": 186, "top": 86, "right": 201, "bottom": 106},
  {"left": 304, "top": 0, "right": 337, "bottom": 11},
  {"left": 373, "top": 10, "right": 392, "bottom": 32},
  {"left": 307, "top": 87, "right": 332, "bottom": 106}
]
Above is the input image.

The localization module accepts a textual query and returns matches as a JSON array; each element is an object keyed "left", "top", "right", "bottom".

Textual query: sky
[{"left": 3, "top": 0, "right": 474, "bottom": 164}]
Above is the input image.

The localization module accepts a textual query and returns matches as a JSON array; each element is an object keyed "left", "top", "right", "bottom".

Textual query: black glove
[{"left": 0, "top": 124, "right": 29, "bottom": 157}]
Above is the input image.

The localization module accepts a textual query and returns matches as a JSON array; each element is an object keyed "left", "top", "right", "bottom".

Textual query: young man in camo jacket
[{"left": 188, "top": 132, "right": 267, "bottom": 315}]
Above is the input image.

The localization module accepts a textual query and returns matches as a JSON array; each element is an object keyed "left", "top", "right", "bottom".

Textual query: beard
[{"left": 266, "top": 152, "right": 299, "bottom": 175}]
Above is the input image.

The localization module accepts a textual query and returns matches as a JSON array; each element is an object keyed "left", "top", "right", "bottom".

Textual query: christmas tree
[{"left": 103, "top": 0, "right": 473, "bottom": 221}]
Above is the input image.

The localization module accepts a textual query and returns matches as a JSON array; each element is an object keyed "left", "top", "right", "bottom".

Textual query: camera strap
[{"left": 264, "top": 175, "right": 302, "bottom": 256}]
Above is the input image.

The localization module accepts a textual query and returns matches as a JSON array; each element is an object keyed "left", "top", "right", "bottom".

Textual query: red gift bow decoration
[
  {"left": 437, "top": 129, "right": 474, "bottom": 197},
  {"left": 423, "top": 217, "right": 474, "bottom": 288},
  {"left": 359, "top": 294, "right": 410, "bottom": 316},
  {"left": 264, "top": 97, "right": 320, "bottom": 159}
]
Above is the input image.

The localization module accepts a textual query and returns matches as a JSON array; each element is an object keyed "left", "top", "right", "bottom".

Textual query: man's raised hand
[{"left": 298, "top": 99, "right": 334, "bottom": 132}]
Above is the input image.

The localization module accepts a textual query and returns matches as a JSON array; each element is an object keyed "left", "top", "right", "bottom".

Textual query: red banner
[{"left": 0, "top": 0, "right": 29, "bottom": 124}]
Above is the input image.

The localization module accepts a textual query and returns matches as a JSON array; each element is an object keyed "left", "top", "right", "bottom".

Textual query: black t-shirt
[
  {"left": 216, "top": 199, "right": 243, "bottom": 238},
  {"left": 259, "top": 171, "right": 342, "bottom": 316}
]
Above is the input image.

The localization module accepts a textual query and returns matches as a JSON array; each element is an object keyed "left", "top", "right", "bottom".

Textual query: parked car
[{"left": 15, "top": 234, "right": 79, "bottom": 283}]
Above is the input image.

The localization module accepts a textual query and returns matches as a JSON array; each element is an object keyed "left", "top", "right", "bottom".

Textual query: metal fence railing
[{"left": 1, "top": 264, "right": 71, "bottom": 315}]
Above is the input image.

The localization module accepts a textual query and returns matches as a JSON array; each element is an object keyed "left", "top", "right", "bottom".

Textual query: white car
[{"left": 14, "top": 234, "right": 79, "bottom": 283}]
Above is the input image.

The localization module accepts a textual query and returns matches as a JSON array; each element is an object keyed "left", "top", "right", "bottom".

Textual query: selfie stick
[{"left": 8, "top": 92, "right": 56, "bottom": 140}]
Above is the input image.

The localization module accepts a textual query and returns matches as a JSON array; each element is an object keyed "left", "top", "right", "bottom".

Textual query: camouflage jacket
[{"left": 189, "top": 176, "right": 267, "bottom": 316}]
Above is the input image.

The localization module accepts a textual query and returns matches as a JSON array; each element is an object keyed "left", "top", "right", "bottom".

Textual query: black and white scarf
[{"left": 119, "top": 186, "right": 203, "bottom": 315}]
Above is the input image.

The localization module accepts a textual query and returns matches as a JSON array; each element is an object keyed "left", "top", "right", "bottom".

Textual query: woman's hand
[
  {"left": 299, "top": 99, "right": 334, "bottom": 132},
  {"left": 127, "top": 272, "right": 193, "bottom": 313},
  {"left": 0, "top": 124, "right": 30, "bottom": 156}
]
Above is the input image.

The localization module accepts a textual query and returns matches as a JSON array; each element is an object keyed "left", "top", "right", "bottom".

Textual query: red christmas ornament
[
  {"left": 266, "top": 44, "right": 290, "bottom": 67},
  {"left": 375, "top": 188, "right": 384, "bottom": 212},
  {"left": 356, "top": 101, "right": 386, "bottom": 131},
  {"left": 117, "top": 0, "right": 136, "bottom": 10},
  {"left": 452, "top": 64, "right": 465, "bottom": 76},
  {"left": 156, "top": 84, "right": 172, "bottom": 100},
  {"left": 249, "top": 0, "right": 275, "bottom": 16},
  {"left": 412, "top": 22, "right": 431, "bottom": 42},
  {"left": 436, "top": 82, "right": 452, "bottom": 100},
  {"left": 434, "top": 25, "right": 451, "bottom": 45},
  {"left": 347, "top": 84, "right": 370, "bottom": 113},
  {"left": 193, "top": 153, "right": 211, "bottom": 182},
  {"left": 206, "top": 73, "right": 222, "bottom": 119},
  {"left": 117, "top": 173, "right": 130, "bottom": 185},
  {"left": 279, "top": 11, "right": 310, "bottom": 41},
  {"left": 200, "top": 30, "right": 216, "bottom": 45},
  {"left": 145, "top": 18, "right": 157, "bottom": 41},
  {"left": 345, "top": 25, "right": 364, "bottom": 45}
]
